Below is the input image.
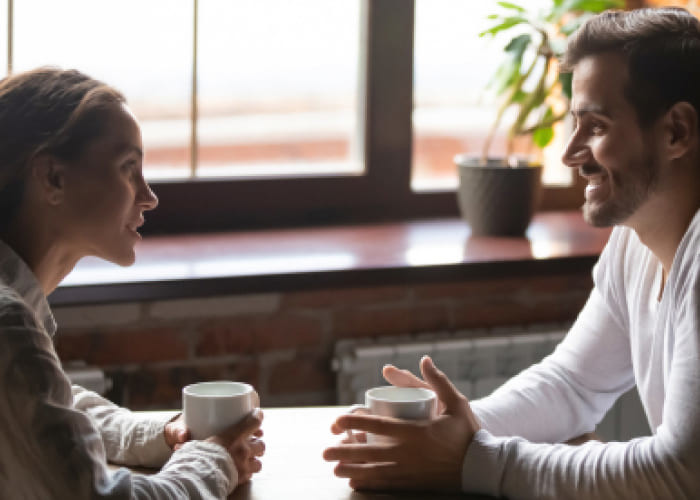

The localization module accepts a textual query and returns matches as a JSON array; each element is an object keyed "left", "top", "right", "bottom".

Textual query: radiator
[
  {"left": 332, "top": 328, "right": 650, "bottom": 441},
  {"left": 64, "top": 361, "right": 113, "bottom": 395}
]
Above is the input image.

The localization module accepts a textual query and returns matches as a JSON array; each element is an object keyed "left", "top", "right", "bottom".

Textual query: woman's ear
[
  {"left": 30, "top": 154, "right": 66, "bottom": 206},
  {"left": 664, "top": 101, "right": 698, "bottom": 161}
]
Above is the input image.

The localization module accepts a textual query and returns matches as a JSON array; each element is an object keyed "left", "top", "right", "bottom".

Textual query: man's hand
[
  {"left": 207, "top": 408, "right": 266, "bottom": 485},
  {"left": 323, "top": 356, "right": 480, "bottom": 492},
  {"left": 382, "top": 363, "right": 447, "bottom": 413}
]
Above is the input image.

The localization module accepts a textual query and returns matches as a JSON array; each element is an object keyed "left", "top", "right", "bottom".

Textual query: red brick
[
  {"left": 124, "top": 361, "right": 260, "bottom": 410},
  {"left": 56, "top": 328, "right": 188, "bottom": 365},
  {"left": 196, "top": 313, "right": 324, "bottom": 356},
  {"left": 333, "top": 303, "right": 449, "bottom": 339},
  {"left": 451, "top": 293, "right": 588, "bottom": 329},
  {"left": 415, "top": 273, "right": 592, "bottom": 301},
  {"left": 267, "top": 355, "right": 334, "bottom": 395},
  {"left": 282, "top": 285, "right": 409, "bottom": 308}
]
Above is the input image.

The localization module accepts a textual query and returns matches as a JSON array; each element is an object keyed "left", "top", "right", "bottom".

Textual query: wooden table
[{"left": 128, "top": 406, "right": 495, "bottom": 500}]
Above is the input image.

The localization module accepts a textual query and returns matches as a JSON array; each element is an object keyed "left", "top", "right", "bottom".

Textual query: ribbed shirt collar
[{"left": 0, "top": 239, "right": 56, "bottom": 336}]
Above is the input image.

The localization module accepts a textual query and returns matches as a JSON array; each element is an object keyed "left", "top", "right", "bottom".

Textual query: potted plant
[{"left": 456, "top": 0, "right": 622, "bottom": 236}]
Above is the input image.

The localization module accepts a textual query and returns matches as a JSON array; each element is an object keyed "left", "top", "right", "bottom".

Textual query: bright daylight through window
[
  {"left": 7, "top": 0, "right": 362, "bottom": 182},
  {"left": 413, "top": 0, "right": 573, "bottom": 191}
]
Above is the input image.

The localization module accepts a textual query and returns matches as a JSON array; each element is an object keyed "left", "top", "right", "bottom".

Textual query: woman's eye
[{"left": 122, "top": 161, "right": 140, "bottom": 177}]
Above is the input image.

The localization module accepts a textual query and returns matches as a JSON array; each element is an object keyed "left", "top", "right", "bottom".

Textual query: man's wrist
[{"left": 460, "top": 429, "right": 506, "bottom": 496}]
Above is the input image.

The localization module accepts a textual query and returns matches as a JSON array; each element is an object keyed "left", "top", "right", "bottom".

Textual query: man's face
[{"left": 561, "top": 52, "right": 663, "bottom": 228}]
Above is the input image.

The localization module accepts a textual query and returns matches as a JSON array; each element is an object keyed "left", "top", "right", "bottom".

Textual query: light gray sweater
[{"left": 0, "top": 240, "right": 236, "bottom": 499}]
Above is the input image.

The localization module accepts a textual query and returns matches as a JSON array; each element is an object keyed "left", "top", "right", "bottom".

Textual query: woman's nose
[{"left": 138, "top": 180, "right": 159, "bottom": 211}]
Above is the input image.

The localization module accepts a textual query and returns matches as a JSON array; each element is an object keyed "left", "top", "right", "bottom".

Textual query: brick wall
[{"left": 53, "top": 271, "right": 592, "bottom": 410}]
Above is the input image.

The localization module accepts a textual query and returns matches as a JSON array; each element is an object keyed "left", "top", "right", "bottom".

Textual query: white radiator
[
  {"left": 64, "top": 361, "right": 113, "bottom": 395},
  {"left": 332, "top": 328, "right": 650, "bottom": 441}
]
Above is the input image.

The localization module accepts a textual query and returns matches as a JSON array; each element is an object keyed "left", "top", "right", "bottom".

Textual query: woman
[{"left": 0, "top": 68, "right": 264, "bottom": 498}]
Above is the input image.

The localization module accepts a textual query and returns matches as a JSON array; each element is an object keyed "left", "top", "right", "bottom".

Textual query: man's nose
[{"left": 561, "top": 135, "right": 589, "bottom": 169}]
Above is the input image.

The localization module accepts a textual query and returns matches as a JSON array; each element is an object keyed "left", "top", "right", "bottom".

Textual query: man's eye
[{"left": 591, "top": 122, "right": 605, "bottom": 134}]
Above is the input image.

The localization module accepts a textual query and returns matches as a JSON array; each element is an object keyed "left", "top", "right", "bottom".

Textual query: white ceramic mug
[
  {"left": 348, "top": 386, "right": 438, "bottom": 444},
  {"left": 183, "top": 381, "right": 259, "bottom": 440}
]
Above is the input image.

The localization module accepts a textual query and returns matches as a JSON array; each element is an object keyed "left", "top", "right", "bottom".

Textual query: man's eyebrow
[{"left": 570, "top": 105, "right": 610, "bottom": 118}]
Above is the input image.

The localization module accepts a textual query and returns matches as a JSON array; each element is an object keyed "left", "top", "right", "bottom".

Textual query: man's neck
[{"left": 629, "top": 175, "right": 700, "bottom": 278}]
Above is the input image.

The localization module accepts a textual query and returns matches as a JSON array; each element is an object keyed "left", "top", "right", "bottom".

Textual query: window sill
[{"left": 49, "top": 210, "right": 611, "bottom": 306}]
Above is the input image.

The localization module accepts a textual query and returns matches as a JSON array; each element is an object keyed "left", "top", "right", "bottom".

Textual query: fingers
[
  {"left": 220, "top": 408, "right": 264, "bottom": 443},
  {"left": 164, "top": 415, "right": 190, "bottom": 449},
  {"left": 249, "top": 437, "right": 265, "bottom": 457},
  {"left": 323, "top": 444, "right": 395, "bottom": 463},
  {"left": 419, "top": 356, "right": 467, "bottom": 415},
  {"left": 382, "top": 364, "right": 430, "bottom": 389},
  {"left": 331, "top": 414, "right": 418, "bottom": 439},
  {"left": 341, "top": 431, "right": 367, "bottom": 444},
  {"left": 333, "top": 461, "right": 400, "bottom": 481},
  {"left": 233, "top": 438, "right": 265, "bottom": 486}
]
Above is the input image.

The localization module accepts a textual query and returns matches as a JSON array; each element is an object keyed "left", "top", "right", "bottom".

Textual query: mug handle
[{"left": 345, "top": 404, "right": 370, "bottom": 443}]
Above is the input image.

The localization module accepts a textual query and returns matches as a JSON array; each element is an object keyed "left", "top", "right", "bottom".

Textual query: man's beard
[{"left": 582, "top": 157, "right": 659, "bottom": 227}]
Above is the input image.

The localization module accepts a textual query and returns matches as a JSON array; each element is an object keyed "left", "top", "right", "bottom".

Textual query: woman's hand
[
  {"left": 207, "top": 408, "right": 265, "bottom": 485},
  {"left": 164, "top": 414, "right": 190, "bottom": 450}
]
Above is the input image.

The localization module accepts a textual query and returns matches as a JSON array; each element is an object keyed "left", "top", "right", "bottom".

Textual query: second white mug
[{"left": 348, "top": 386, "right": 438, "bottom": 443}]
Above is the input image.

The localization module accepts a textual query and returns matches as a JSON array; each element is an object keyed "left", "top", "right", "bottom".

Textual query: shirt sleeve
[
  {"left": 460, "top": 249, "right": 700, "bottom": 498},
  {"left": 469, "top": 286, "right": 636, "bottom": 443},
  {"left": 0, "top": 296, "right": 237, "bottom": 499},
  {"left": 72, "top": 385, "right": 175, "bottom": 468}
]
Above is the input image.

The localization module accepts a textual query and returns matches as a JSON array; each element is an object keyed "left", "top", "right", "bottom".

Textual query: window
[
  {"left": 13, "top": 0, "right": 194, "bottom": 178},
  {"left": 3, "top": 0, "right": 581, "bottom": 234},
  {"left": 413, "top": 0, "right": 573, "bottom": 190},
  {"left": 197, "top": 1, "right": 362, "bottom": 180}
]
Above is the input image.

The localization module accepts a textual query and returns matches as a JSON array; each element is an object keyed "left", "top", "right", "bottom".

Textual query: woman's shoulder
[{"left": 0, "top": 284, "right": 41, "bottom": 330}]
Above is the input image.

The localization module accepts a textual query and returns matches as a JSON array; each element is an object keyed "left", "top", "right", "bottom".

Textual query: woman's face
[{"left": 59, "top": 102, "right": 158, "bottom": 266}]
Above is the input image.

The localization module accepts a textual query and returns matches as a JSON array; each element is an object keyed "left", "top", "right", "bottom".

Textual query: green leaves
[
  {"left": 548, "top": 0, "right": 623, "bottom": 23},
  {"left": 533, "top": 126, "right": 554, "bottom": 148},
  {"left": 532, "top": 108, "right": 555, "bottom": 148},
  {"left": 497, "top": 1, "right": 526, "bottom": 13},
  {"left": 479, "top": 16, "right": 528, "bottom": 37},
  {"left": 486, "top": 33, "right": 531, "bottom": 94},
  {"left": 480, "top": 0, "right": 615, "bottom": 156},
  {"left": 558, "top": 72, "right": 573, "bottom": 100}
]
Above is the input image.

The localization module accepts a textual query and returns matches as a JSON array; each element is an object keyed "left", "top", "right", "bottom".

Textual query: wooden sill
[{"left": 49, "top": 210, "right": 611, "bottom": 306}]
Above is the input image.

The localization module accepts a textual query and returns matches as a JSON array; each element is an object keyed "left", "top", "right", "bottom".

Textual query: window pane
[
  {"left": 197, "top": 0, "right": 362, "bottom": 179},
  {"left": 13, "top": 0, "right": 193, "bottom": 179},
  {"left": 413, "top": 0, "right": 572, "bottom": 191},
  {"left": 0, "top": 0, "right": 7, "bottom": 77}
]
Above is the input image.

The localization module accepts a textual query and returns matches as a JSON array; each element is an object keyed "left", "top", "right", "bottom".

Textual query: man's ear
[
  {"left": 664, "top": 101, "right": 698, "bottom": 161},
  {"left": 30, "top": 153, "right": 66, "bottom": 206}
]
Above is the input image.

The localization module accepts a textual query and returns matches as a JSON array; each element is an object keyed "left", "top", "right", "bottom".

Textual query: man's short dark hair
[{"left": 562, "top": 7, "right": 700, "bottom": 127}]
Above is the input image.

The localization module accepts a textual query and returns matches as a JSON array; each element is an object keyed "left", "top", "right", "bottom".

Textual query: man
[{"left": 323, "top": 7, "right": 700, "bottom": 498}]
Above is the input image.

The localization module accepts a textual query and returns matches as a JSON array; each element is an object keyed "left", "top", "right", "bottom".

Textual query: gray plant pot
[{"left": 455, "top": 155, "right": 543, "bottom": 237}]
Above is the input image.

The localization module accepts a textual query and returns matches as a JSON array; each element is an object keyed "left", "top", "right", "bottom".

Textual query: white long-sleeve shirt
[
  {"left": 0, "top": 239, "right": 237, "bottom": 499},
  {"left": 463, "top": 209, "right": 700, "bottom": 499}
]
